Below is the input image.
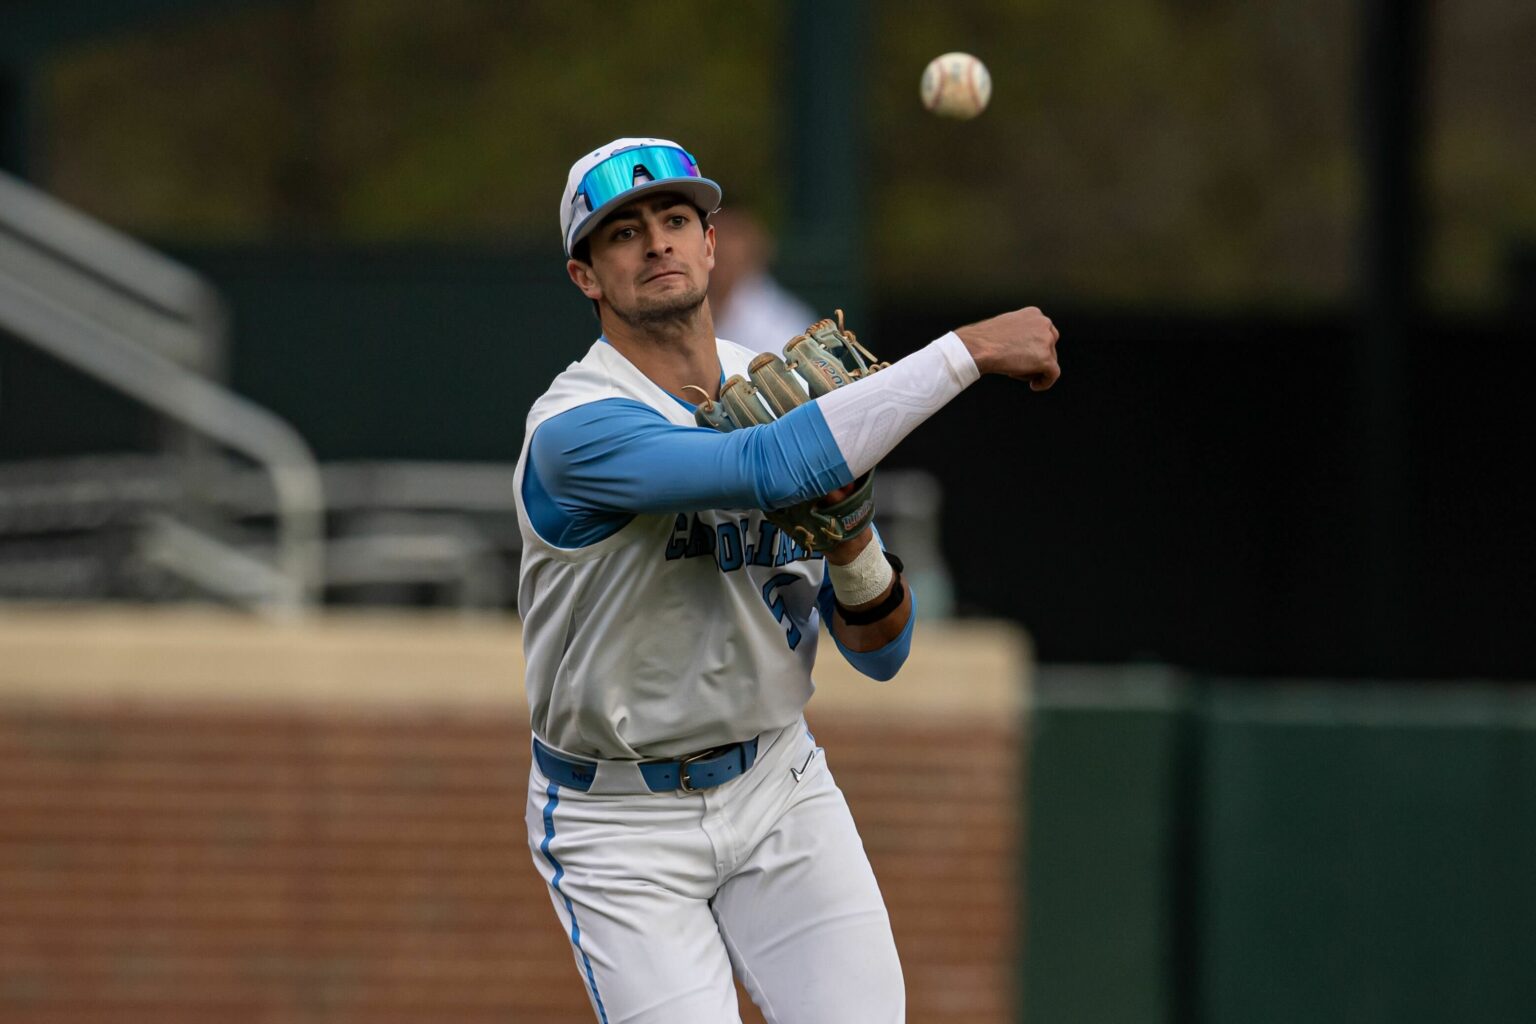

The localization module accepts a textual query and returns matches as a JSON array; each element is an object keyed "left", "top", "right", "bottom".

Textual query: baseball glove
[{"left": 694, "top": 310, "right": 888, "bottom": 552}]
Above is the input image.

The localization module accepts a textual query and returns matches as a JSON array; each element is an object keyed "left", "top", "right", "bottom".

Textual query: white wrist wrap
[
  {"left": 827, "top": 539, "right": 895, "bottom": 607},
  {"left": 816, "top": 332, "right": 981, "bottom": 478}
]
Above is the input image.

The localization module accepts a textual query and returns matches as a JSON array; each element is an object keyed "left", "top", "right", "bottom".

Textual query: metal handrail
[
  {"left": 0, "top": 172, "right": 322, "bottom": 612},
  {"left": 0, "top": 172, "right": 226, "bottom": 376}
]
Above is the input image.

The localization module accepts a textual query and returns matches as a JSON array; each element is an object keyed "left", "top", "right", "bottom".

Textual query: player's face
[{"left": 569, "top": 194, "right": 716, "bottom": 328}]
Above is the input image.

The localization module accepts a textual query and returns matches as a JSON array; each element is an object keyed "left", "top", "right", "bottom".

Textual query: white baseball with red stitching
[{"left": 920, "top": 51, "right": 992, "bottom": 120}]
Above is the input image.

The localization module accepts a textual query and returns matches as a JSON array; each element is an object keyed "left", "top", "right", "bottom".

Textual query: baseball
[{"left": 920, "top": 52, "right": 991, "bottom": 120}]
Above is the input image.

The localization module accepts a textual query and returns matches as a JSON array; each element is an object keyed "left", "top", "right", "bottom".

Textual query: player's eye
[
  {"left": 612, "top": 226, "right": 637, "bottom": 241},
  {"left": 668, "top": 214, "right": 689, "bottom": 227}
]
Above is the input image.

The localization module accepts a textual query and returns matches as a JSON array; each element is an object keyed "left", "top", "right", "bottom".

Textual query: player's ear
[
  {"left": 567, "top": 258, "right": 602, "bottom": 301},
  {"left": 703, "top": 223, "right": 716, "bottom": 273}
]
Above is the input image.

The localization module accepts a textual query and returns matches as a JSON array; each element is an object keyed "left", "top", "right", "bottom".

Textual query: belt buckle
[{"left": 677, "top": 745, "right": 731, "bottom": 793}]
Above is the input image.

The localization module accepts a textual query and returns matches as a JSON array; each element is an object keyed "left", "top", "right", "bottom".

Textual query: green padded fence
[
  {"left": 1023, "top": 669, "right": 1536, "bottom": 1024},
  {"left": 1021, "top": 665, "right": 1190, "bottom": 1024}
]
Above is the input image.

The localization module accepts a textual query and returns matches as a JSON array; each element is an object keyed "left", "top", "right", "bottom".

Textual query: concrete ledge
[
  {"left": 0, "top": 603, "right": 1031, "bottom": 717},
  {"left": 0, "top": 604, "right": 525, "bottom": 710},
  {"left": 810, "top": 620, "right": 1032, "bottom": 719}
]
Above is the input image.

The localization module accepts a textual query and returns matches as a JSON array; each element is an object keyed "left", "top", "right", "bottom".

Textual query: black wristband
[{"left": 835, "top": 551, "right": 906, "bottom": 626}]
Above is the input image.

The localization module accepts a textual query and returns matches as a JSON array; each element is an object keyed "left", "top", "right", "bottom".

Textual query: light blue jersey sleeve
[
  {"left": 815, "top": 567, "right": 915, "bottom": 681},
  {"left": 523, "top": 397, "right": 854, "bottom": 549}
]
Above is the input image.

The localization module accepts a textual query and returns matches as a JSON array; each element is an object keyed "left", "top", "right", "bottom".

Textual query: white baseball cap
[{"left": 560, "top": 137, "right": 723, "bottom": 257}]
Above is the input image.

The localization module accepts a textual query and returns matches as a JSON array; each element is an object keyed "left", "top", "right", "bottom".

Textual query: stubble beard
[{"left": 612, "top": 282, "right": 708, "bottom": 331}]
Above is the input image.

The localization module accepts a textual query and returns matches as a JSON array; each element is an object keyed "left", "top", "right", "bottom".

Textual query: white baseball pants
[{"left": 525, "top": 717, "right": 905, "bottom": 1023}]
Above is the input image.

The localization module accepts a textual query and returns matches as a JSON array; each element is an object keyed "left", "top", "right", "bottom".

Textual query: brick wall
[{"left": 0, "top": 608, "right": 1029, "bottom": 1023}]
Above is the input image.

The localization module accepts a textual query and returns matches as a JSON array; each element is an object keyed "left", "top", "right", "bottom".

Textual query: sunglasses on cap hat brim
[{"left": 567, "top": 144, "right": 720, "bottom": 253}]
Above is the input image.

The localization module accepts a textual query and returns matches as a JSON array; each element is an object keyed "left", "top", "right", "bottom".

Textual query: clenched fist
[{"left": 954, "top": 307, "right": 1061, "bottom": 391}]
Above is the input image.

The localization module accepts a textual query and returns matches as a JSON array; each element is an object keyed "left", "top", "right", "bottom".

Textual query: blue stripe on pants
[{"left": 540, "top": 781, "right": 609, "bottom": 1023}]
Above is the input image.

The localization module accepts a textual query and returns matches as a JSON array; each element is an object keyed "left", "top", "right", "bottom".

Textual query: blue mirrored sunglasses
[{"left": 572, "top": 145, "right": 703, "bottom": 222}]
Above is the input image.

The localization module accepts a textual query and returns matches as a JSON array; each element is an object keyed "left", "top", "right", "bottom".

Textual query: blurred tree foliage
[
  {"left": 1426, "top": 0, "right": 1536, "bottom": 307},
  {"left": 871, "top": 0, "right": 1366, "bottom": 308},
  {"left": 43, "top": 0, "right": 783, "bottom": 243},
  {"left": 38, "top": 0, "right": 1536, "bottom": 309}
]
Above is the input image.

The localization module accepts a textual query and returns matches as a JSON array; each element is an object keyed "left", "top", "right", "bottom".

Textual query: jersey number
[{"left": 760, "top": 573, "right": 803, "bottom": 650}]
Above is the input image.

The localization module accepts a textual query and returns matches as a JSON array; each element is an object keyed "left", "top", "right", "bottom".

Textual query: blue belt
[{"left": 533, "top": 735, "right": 760, "bottom": 793}]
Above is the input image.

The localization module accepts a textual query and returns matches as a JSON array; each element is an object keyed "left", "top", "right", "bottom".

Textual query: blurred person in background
[{"left": 706, "top": 205, "right": 817, "bottom": 353}]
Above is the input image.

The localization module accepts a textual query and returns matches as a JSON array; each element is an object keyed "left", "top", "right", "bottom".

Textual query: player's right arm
[
  {"left": 524, "top": 312, "right": 1059, "bottom": 546},
  {"left": 801, "top": 308, "right": 1058, "bottom": 484}
]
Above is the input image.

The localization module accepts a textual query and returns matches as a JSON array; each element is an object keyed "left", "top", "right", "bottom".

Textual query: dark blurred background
[{"left": 5, "top": 0, "right": 1531, "bottom": 678}]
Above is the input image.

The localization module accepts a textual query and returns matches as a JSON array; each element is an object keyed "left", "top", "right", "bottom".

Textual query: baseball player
[{"left": 517, "top": 137, "right": 1059, "bottom": 1023}]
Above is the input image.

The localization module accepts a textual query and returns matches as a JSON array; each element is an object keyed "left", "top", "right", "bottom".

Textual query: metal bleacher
[
  {"left": 0, "top": 171, "right": 521, "bottom": 613},
  {"left": 0, "top": 170, "right": 323, "bottom": 611}
]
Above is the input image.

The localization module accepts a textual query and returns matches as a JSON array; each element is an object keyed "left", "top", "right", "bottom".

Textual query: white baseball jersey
[{"left": 514, "top": 336, "right": 829, "bottom": 760}]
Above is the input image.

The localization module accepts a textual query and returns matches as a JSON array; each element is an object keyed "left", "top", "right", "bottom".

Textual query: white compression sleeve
[{"left": 817, "top": 331, "right": 981, "bottom": 477}]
